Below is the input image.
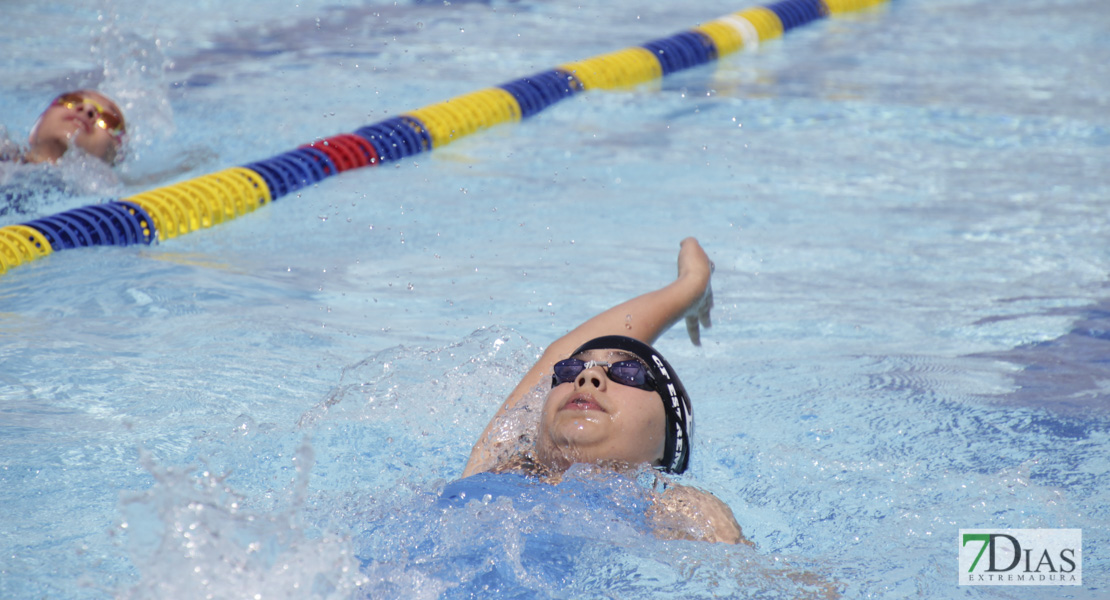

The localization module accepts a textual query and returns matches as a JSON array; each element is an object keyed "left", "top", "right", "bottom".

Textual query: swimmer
[
  {"left": 1, "top": 90, "right": 127, "bottom": 166},
  {"left": 461, "top": 237, "right": 747, "bottom": 544}
]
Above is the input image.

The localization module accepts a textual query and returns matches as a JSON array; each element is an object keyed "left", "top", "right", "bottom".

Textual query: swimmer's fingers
[
  {"left": 685, "top": 282, "right": 713, "bottom": 346},
  {"left": 676, "top": 238, "right": 714, "bottom": 346},
  {"left": 700, "top": 284, "right": 713, "bottom": 330},
  {"left": 685, "top": 314, "right": 702, "bottom": 346}
]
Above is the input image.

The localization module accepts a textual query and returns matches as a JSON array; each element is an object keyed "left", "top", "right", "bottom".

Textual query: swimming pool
[{"left": 2, "top": 0, "right": 1108, "bottom": 597}]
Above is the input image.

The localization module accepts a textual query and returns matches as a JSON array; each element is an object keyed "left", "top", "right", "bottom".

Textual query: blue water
[{"left": 2, "top": 0, "right": 1108, "bottom": 598}]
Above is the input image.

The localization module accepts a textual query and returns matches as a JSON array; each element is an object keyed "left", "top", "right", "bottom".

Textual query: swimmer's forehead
[{"left": 571, "top": 348, "right": 644, "bottom": 364}]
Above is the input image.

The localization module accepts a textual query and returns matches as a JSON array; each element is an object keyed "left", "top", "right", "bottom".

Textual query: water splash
[
  {"left": 90, "top": 1, "right": 178, "bottom": 180},
  {"left": 349, "top": 464, "right": 831, "bottom": 599},
  {"left": 115, "top": 444, "right": 367, "bottom": 600}
]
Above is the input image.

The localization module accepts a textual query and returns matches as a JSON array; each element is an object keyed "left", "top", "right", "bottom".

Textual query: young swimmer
[
  {"left": 1, "top": 90, "right": 127, "bottom": 166},
  {"left": 456, "top": 237, "right": 747, "bottom": 545}
]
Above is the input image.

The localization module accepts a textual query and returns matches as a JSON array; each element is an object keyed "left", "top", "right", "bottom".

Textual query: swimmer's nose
[
  {"left": 575, "top": 366, "right": 607, "bottom": 390},
  {"left": 69, "top": 103, "right": 96, "bottom": 127},
  {"left": 84, "top": 105, "right": 104, "bottom": 124}
]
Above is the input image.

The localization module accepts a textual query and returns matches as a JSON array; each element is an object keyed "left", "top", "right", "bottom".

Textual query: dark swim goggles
[{"left": 551, "top": 358, "right": 657, "bottom": 391}]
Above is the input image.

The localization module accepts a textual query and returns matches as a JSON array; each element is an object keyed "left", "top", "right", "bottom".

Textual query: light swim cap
[{"left": 570, "top": 335, "right": 693, "bottom": 474}]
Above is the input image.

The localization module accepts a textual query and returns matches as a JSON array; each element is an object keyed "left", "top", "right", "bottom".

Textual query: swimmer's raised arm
[
  {"left": 505, "top": 237, "right": 712, "bottom": 404},
  {"left": 463, "top": 237, "right": 713, "bottom": 477}
]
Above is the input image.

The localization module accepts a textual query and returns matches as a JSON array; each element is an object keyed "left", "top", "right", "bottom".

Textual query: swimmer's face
[
  {"left": 536, "top": 349, "right": 667, "bottom": 471},
  {"left": 28, "top": 90, "right": 126, "bottom": 165}
]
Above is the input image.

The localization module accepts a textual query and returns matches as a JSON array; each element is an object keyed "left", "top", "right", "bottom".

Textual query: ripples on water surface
[{"left": 1, "top": 0, "right": 1108, "bottom": 598}]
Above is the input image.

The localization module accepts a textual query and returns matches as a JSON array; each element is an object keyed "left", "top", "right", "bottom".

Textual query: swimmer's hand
[{"left": 677, "top": 237, "right": 714, "bottom": 346}]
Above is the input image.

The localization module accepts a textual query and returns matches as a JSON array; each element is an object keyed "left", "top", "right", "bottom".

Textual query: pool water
[{"left": 2, "top": 0, "right": 1108, "bottom": 598}]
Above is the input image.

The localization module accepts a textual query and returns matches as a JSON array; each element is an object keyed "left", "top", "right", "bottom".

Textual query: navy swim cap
[{"left": 570, "top": 335, "right": 693, "bottom": 474}]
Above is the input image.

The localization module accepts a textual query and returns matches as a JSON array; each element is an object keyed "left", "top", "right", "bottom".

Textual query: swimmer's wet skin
[
  {"left": 562, "top": 336, "right": 693, "bottom": 475},
  {"left": 456, "top": 238, "right": 746, "bottom": 544},
  {"left": 22, "top": 90, "right": 127, "bottom": 166}
]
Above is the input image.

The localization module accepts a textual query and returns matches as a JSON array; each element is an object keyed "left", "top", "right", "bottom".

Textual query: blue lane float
[
  {"left": 0, "top": 0, "right": 893, "bottom": 277},
  {"left": 18, "top": 201, "right": 155, "bottom": 251},
  {"left": 354, "top": 117, "right": 430, "bottom": 163}
]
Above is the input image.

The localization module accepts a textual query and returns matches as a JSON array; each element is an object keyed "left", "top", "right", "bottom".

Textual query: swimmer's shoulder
[{"left": 652, "top": 483, "right": 751, "bottom": 545}]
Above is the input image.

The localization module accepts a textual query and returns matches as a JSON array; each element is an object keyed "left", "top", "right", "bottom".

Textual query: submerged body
[
  {"left": 441, "top": 467, "right": 744, "bottom": 545},
  {"left": 456, "top": 238, "right": 746, "bottom": 544}
]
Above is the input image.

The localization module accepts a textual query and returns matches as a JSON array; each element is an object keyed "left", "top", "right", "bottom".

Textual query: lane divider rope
[{"left": 0, "top": 0, "right": 890, "bottom": 277}]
